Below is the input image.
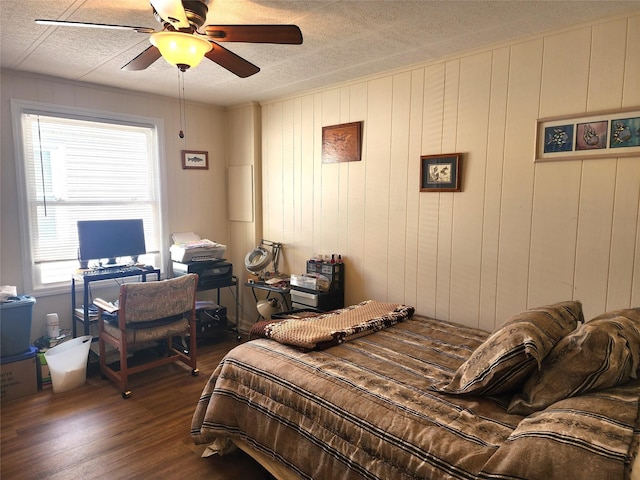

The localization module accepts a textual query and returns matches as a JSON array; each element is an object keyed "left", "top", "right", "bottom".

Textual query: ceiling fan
[{"left": 35, "top": 0, "right": 303, "bottom": 77}]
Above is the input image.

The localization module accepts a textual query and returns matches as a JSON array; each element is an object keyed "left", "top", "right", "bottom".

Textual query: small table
[{"left": 244, "top": 282, "right": 291, "bottom": 321}]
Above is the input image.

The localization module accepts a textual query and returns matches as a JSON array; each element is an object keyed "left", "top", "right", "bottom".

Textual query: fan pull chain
[
  {"left": 36, "top": 117, "right": 48, "bottom": 216},
  {"left": 178, "top": 69, "right": 186, "bottom": 139}
]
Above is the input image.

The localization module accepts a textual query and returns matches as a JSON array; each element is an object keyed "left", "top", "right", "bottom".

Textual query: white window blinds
[{"left": 16, "top": 108, "right": 163, "bottom": 288}]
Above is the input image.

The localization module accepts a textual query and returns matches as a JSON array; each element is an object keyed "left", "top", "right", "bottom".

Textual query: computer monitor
[{"left": 77, "top": 219, "right": 146, "bottom": 267}]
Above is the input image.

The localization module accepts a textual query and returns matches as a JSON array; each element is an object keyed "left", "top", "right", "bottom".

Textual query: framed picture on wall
[
  {"left": 534, "top": 107, "right": 640, "bottom": 162},
  {"left": 420, "top": 153, "right": 462, "bottom": 192},
  {"left": 182, "top": 150, "right": 208, "bottom": 170},
  {"left": 322, "top": 121, "right": 363, "bottom": 163}
]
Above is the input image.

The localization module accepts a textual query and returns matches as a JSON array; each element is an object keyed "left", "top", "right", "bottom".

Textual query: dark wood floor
[{"left": 1, "top": 333, "right": 273, "bottom": 479}]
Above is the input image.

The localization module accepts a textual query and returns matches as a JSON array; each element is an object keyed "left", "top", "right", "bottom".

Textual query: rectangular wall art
[
  {"left": 535, "top": 108, "right": 640, "bottom": 162},
  {"left": 182, "top": 150, "right": 208, "bottom": 170},
  {"left": 322, "top": 121, "right": 363, "bottom": 163},
  {"left": 420, "top": 153, "right": 462, "bottom": 192}
]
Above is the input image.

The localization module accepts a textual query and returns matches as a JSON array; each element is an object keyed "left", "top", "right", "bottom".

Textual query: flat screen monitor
[{"left": 77, "top": 219, "right": 146, "bottom": 266}]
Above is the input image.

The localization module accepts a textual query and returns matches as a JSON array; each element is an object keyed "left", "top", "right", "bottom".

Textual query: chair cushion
[
  {"left": 103, "top": 312, "right": 186, "bottom": 329},
  {"left": 103, "top": 317, "right": 190, "bottom": 343}
]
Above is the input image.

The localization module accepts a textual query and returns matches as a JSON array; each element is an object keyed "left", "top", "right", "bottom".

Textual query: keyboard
[
  {"left": 80, "top": 265, "right": 151, "bottom": 277},
  {"left": 97, "top": 265, "right": 138, "bottom": 273}
]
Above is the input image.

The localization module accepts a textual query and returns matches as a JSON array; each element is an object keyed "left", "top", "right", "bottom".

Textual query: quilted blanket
[
  {"left": 192, "top": 315, "right": 640, "bottom": 480},
  {"left": 249, "top": 300, "right": 415, "bottom": 350}
]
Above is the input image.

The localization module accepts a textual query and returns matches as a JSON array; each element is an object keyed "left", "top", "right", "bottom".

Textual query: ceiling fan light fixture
[{"left": 150, "top": 31, "right": 212, "bottom": 71}]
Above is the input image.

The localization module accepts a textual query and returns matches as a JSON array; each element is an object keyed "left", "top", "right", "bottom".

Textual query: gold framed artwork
[
  {"left": 322, "top": 121, "right": 363, "bottom": 163},
  {"left": 420, "top": 153, "right": 462, "bottom": 192},
  {"left": 182, "top": 150, "right": 208, "bottom": 170},
  {"left": 534, "top": 107, "right": 640, "bottom": 162}
]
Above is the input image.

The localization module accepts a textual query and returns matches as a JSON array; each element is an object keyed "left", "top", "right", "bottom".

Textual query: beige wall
[
  {"left": 0, "top": 71, "right": 235, "bottom": 338},
  {"left": 225, "top": 102, "right": 263, "bottom": 331},
  {"left": 2, "top": 13, "right": 639, "bottom": 340},
  {"left": 258, "top": 13, "right": 640, "bottom": 330}
]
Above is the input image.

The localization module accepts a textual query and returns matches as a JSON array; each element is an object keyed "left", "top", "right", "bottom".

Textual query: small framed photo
[
  {"left": 420, "top": 153, "right": 462, "bottom": 192},
  {"left": 182, "top": 150, "right": 208, "bottom": 170}
]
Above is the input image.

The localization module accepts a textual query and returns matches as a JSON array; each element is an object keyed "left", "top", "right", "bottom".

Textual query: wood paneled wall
[{"left": 258, "top": 13, "right": 640, "bottom": 330}]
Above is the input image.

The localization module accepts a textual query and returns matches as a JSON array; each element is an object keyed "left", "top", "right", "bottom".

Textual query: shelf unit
[
  {"left": 172, "top": 260, "right": 240, "bottom": 342},
  {"left": 290, "top": 261, "right": 345, "bottom": 312},
  {"left": 305, "top": 260, "right": 345, "bottom": 292}
]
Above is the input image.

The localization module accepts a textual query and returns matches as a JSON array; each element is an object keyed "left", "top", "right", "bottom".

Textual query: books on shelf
[{"left": 74, "top": 307, "right": 98, "bottom": 320}]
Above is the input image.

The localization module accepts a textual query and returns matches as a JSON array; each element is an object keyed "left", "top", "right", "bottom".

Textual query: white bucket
[{"left": 44, "top": 335, "right": 92, "bottom": 393}]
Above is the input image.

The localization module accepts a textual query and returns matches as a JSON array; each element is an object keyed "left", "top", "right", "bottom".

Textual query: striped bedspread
[{"left": 191, "top": 315, "right": 640, "bottom": 480}]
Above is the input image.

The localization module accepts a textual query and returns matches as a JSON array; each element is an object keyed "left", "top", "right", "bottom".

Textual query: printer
[
  {"left": 173, "top": 260, "right": 233, "bottom": 290},
  {"left": 171, "top": 232, "right": 232, "bottom": 290},
  {"left": 170, "top": 232, "right": 226, "bottom": 263}
]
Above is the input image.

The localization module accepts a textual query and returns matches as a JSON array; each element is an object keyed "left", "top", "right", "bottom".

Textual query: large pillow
[
  {"left": 508, "top": 308, "right": 640, "bottom": 415},
  {"left": 434, "top": 301, "right": 583, "bottom": 395},
  {"left": 480, "top": 380, "right": 640, "bottom": 480}
]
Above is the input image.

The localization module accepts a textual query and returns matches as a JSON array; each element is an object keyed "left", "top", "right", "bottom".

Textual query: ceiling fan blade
[
  {"left": 122, "top": 46, "right": 162, "bottom": 71},
  {"left": 205, "top": 44, "right": 260, "bottom": 78},
  {"left": 35, "top": 19, "right": 155, "bottom": 33},
  {"left": 150, "top": 0, "right": 190, "bottom": 30},
  {"left": 204, "top": 25, "right": 303, "bottom": 44}
]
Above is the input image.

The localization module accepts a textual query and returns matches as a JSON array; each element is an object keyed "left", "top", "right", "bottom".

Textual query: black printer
[{"left": 172, "top": 259, "right": 233, "bottom": 290}]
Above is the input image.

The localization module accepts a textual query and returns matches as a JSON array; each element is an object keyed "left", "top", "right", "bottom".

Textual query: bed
[{"left": 191, "top": 300, "right": 640, "bottom": 480}]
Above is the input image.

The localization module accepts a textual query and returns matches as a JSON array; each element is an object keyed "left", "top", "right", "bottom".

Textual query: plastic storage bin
[
  {"left": 44, "top": 335, "right": 92, "bottom": 393},
  {"left": 0, "top": 295, "right": 36, "bottom": 357}
]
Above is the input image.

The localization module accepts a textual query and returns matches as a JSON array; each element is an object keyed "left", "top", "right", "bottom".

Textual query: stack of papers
[{"left": 170, "top": 232, "right": 226, "bottom": 262}]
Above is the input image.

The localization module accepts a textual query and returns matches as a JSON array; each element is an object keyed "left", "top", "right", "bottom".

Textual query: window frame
[{"left": 11, "top": 99, "right": 169, "bottom": 296}]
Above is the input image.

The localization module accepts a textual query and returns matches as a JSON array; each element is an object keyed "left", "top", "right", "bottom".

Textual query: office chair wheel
[
  {"left": 122, "top": 390, "right": 132, "bottom": 399},
  {"left": 192, "top": 368, "right": 199, "bottom": 376}
]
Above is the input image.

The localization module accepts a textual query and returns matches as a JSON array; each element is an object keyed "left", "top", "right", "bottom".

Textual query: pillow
[
  {"left": 434, "top": 301, "right": 583, "bottom": 395},
  {"left": 508, "top": 309, "right": 640, "bottom": 415},
  {"left": 589, "top": 307, "right": 640, "bottom": 323},
  {"left": 481, "top": 381, "right": 640, "bottom": 480}
]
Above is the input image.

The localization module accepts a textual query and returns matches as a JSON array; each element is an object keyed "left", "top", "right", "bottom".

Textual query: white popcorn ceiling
[{"left": 2, "top": 0, "right": 639, "bottom": 107}]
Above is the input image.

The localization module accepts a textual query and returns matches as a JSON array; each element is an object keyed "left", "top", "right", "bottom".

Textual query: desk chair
[{"left": 94, "top": 273, "right": 199, "bottom": 398}]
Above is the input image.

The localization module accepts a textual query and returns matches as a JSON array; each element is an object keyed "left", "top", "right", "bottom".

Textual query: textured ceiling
[{"left": 2, "top": 0, "right": 640, "bottom": 107}]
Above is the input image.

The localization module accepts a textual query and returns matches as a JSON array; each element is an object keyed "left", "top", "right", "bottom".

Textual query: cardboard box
[
  {"left": 37, "top": 352, "right": 52, "bottom": 389},
  {"left": 0, "top": 346, "right": 37, "bottom": 401}
]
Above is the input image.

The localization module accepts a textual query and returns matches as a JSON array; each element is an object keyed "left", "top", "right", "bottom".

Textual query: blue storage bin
[
  {"left": 0, "top": 295, "right": 36, "bottom": 357},
  {"left": 0, "top": 345, "right": 37, "bottom": 365}
]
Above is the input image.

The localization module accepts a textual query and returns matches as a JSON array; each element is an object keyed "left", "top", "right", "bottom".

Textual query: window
[{"left": 11, "top": 100, "right": 167, "bottom": 294}]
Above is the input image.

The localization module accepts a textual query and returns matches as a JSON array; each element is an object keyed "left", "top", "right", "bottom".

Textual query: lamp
[
  {"left": 150, "top": 32, "right": 212, "bottom": 71},
  {"left": 257, "top": 298, "right": 281, "bottom": 320}
]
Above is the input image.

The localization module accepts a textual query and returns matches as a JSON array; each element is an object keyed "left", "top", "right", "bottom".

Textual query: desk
[
  {"left": 245, "top": 282, "right": 291, "bottom": 321},
  {"left": 71, "top": 266, "right": 161, "bottom": 338}
]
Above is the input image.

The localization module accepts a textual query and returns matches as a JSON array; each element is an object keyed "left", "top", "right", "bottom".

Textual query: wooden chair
[{"left": 94, "top": 273, "right": 199, "bottom": 398}]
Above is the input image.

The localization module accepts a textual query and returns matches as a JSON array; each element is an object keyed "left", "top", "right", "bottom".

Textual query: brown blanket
[
  {"left": 249, "top": 300, "right": 415, "bottom": 350},
  {"left": 193, "top": 315, "right": 640, "bottom": 480}
]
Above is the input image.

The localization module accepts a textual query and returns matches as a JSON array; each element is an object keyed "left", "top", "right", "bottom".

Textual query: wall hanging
[
  {"left": 535, "top": 107, "right": 640, "bottom": 162},
  {"left": 420, "top": 153, "right": 462, "bottom": 192},
  {"left": 322, "top": 121, "right": 363, "bottom": 163},
  {"left": 182, "top": 150, "right": 208, "bottom": 170}
]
